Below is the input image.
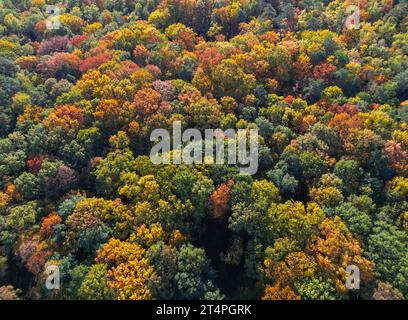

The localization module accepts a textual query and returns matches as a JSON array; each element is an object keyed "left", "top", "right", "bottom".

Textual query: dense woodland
[{"left": 0, "top": 0, "right": 407, "bottom": 300}]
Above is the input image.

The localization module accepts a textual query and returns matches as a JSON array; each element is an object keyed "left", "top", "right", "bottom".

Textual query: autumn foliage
[{"left": 0, "top": 0, "right": 407, "bottom": 301}]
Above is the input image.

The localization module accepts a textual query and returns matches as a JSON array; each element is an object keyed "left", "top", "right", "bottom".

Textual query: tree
[
  {"left": 0, "top": 57, "right": 21, "bottom": 106},
  {"left": 11, "top": 92, "right": 31, "bottom": 115},
  {"left": 367, "top": 219, "right": 408, "bottom": 296},
  {"left": 38, "top": 36, "right": 70, "bottom": 55},
  {"left": 308, "top": 217, "right": 375, "bottom": 293},
  {"left": 146, "top": 242, "right": 177, "bottom": 299},
  {"left": 1, "top": 0, "right": 408, "bottom": 301},
  {"left": 373, "top": 282, "right": 405, "bottom": 300},
  {"left": 333, "top": 159, "right": 364, "bottom": 194},
  {"left": 80, "top": 52, "right": 111, "bottom": 74},
  {"left": 0, "top": 202, "right": 37, "bottom": 236},
  {"left": 294, "top": 276, "right": 342, "bottom": 300},
  {"left": 14, "top": 172, "right": 39, "bottom": 199},
  {"left": 93, "top": 150, "right": 136, "bottom": 197},
  {"left": 0, "top": 286, "right": 21, "bottom": 300},
  {"left": 267, "top": 160, "right": 299, "bottom": 197},
  {"left": 37, "top": 53, "right": 81, "bottom": 78},
  {"left": 262, "top": 284, "right": 300, "bottom": 300},
  {"left": 174, "top": 244, "right": 221, "bottom": 299},
  {"left": 209, "top": 180, "right": 234, "bottom": 219},
  {"left": 77, "top": 264, "right": 115, "bottom": 300},
  {"left": 310, "top": 187, "right": 344, "bottom": 208},
  {"left": 184, "top": 95, "right": 223, "bottom": 129},
  {"left": 300, "top": 151, "right": 328, "bottom": 184},
  {"left": 333, "top": 202, "right": 372, "bottom": 238},
  {"left": 95, "top": 238, "right": 154, "bottom": 300},
  {"left": 107, "top": 258, "right": 154, "bottom": 300},
  {"left": 250, "top": 179, "right": 280, "bottom": 212},
  {"left": 267, "top": 201, "right": 324, "bottom": 245},
  {"left": 40, "top": 212, "right": 62, "bottom": 239},
  {"left": 38, "top": 161, "right": 79, "bottom": 199},
  {"left": 211, "top": 59, "right": 256, "bottom": 99},
  {"left": 385, "top": 140, "right": 408, "bottom": 175}
]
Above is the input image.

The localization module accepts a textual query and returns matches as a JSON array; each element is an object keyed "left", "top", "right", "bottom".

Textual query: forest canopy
[{"left": 0, "top": 0, "right": 408, "bottom": 300}]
